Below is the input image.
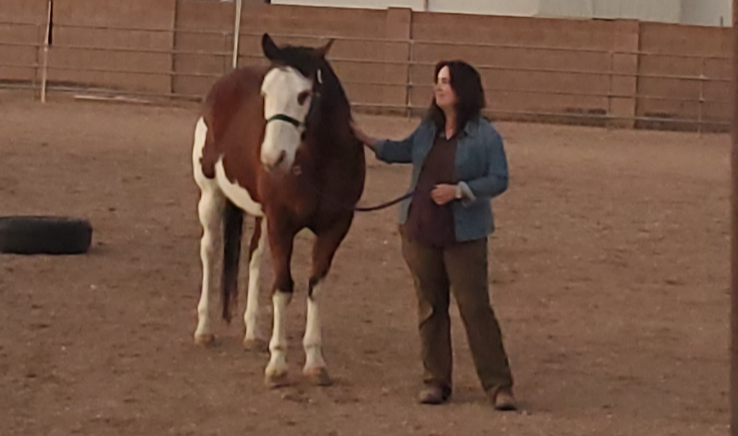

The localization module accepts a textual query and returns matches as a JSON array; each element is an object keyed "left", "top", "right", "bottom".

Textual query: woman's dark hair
[{"left": 425, "top": 60, "right": 486, "bottom": 136}]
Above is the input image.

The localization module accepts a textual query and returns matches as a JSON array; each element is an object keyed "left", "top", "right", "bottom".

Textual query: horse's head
[{"left": 260, "top": 33, "right": 334, "bottom": 175}]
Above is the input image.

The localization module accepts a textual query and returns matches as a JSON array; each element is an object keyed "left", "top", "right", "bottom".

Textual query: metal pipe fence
[{"left": 0, "top": 19, "right": 730, "bottom": 131}]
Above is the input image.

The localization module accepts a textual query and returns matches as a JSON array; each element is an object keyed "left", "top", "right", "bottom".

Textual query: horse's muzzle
[{"left": 263, "top": 149, "right": 287, "bottom": 174}]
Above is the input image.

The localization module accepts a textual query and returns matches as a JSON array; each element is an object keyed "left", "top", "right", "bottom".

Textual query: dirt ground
[{"left": 0, "top": 92, "right": 731, "bottom": 435}]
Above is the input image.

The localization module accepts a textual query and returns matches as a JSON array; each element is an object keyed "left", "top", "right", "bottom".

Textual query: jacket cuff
[
  {"left": 458, "top": 181, "right": 476, "bottom": 207},
  {"left": 373, "top": 139, "right": 387, "bottom": 159}
]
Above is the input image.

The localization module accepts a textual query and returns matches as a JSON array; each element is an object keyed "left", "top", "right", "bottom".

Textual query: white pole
[
  {"left": 731, "top": 1, "right": 738, "bottom": 434},
  {"left": 232, "top": 0, "right": 242, "bottom": 70},
  {"left": 40, "top": 0, "right": 52, "bottom": 103}
]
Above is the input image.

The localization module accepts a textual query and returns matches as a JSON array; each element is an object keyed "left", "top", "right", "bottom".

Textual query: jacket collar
[
  {"left": 427, "top": 115, "right": 483, "bottom": 139},
  {"left": 463, "top": 116, "right": 482, "bottom": 137}
]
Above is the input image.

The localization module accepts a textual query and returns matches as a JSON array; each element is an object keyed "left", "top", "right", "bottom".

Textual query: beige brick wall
[{"left": 0, "top": 0, "right": 729, "bottom": 130}]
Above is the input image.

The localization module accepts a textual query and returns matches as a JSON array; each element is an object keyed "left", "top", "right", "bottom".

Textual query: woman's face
[{"left": 434, "top": 65, "right": 457, "bottom": 112}]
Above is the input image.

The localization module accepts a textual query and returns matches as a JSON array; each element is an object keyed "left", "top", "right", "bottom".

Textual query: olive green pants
[{"left": 400, "top": 228, "right": 514, "bottom": 396}]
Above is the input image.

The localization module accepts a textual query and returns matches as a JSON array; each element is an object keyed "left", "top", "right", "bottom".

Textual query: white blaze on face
[{"left": 261, "top": 66, "right": 313, "bottom": 173}]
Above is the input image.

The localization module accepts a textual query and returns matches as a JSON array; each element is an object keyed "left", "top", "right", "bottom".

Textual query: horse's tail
[{"left": 221, "top": 199, "right": 243, "bottom": 323}]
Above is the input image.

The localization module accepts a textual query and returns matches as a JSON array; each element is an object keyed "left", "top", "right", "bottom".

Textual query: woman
[{"left": 352, "top": 60, "right": 516, "bottom": 410}]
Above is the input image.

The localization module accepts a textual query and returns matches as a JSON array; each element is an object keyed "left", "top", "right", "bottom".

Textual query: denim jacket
[{"left": 373, "top": 116, "right": 509, "bottom": 242}]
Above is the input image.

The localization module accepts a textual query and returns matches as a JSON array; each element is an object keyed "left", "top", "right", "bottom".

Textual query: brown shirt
[{"left": 405, "top": 132, "right": 458, "bottom": 247}]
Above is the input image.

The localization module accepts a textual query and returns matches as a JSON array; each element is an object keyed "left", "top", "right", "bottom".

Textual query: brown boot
[
  {"left": 490, "top": 388, "right": 517, "bottom": 411},
  {"left": 417, "top": 384, "right": 451, "bottom": 405}
]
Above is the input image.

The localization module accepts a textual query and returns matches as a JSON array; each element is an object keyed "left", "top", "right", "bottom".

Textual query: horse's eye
[{"left": 297, "top": 91, "right": 310, "bottom": 106}]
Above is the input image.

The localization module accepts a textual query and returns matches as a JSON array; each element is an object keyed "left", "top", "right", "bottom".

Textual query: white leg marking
[
  {"left": 244, "top": 219, "right": 267, "bottom": 345},
  {"left": 192, "top": 117, "right": 208, "bottom": 175},
  {"left": 303, "top": 283, "right": 326, "bottom": 372},
  {"left": 215, "top": 158, "right": 264, "bottom": 217},
  {"left": 265, "top": 291, "right": 291, "bottom": 379},
  {"left": 194, "top": 189, "right": 224, "bottom": 341},
  {"left": 192, "top": 117, "right": 224, "bottom": 343}
]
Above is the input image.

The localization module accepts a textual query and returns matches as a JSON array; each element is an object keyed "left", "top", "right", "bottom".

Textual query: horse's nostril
[
  {"left": 265, "top": 150, "right": 287, "bottom": 173},
  {"left": 270, "top": 150, "right": 287, "bottom": 168}
]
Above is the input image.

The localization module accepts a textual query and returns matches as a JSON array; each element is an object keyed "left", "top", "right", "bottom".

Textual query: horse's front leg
[
  {"left": 243, "top": 217, "right": 268, "bottom": 352},
  {"left": 303, "top": 216, "right": 353, "bottom": 386},
  {"left": 264, "top": 218, "right": 296, "bottom": 388}
]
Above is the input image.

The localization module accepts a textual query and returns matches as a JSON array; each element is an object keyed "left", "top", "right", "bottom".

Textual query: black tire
[{"left": 0, "top": 216, "right": 93, "bottom": 255}]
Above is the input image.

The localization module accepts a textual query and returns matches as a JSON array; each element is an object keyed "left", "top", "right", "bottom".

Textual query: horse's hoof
[
  {"left": 194, "top": 333, "right": 215, "bottom": 346},
  {"left": 304, "top": 367, "right": 332, "bottom": 387},
  {"left": 265, "top": 371, "right": 291, "bottom": 389},
  {"left": 243, "top": 338, "right": 269, "bottom": 353}
]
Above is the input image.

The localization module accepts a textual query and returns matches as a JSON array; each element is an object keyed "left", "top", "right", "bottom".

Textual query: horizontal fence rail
[{"left": 0, "top": 7, "right": 731, "bottom": 133}]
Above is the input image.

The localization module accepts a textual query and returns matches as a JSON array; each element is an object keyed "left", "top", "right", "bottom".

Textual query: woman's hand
[
  {"left": 431, "top": 184, "right": 458, "bottom": 205},
  {"left": 351, "top": 120, "right": 378, "bottom": 149}
]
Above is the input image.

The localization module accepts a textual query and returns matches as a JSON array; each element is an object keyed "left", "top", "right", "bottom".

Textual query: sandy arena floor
[{"left": 0, "top": 93, "right": 731, "bottom": 435}]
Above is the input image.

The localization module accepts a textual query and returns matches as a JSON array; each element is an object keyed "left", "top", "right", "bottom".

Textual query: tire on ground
[{"left": 0, "top": 216, "right": 93, "bottom": 255}]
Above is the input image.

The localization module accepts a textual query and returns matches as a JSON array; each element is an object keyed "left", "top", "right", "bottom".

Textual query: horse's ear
[
  {"left": 315, "top": 38, "right": 334, "bottom": 58},
  {"left": 262, "top": 33, "right": 280, "bottom": 61}
]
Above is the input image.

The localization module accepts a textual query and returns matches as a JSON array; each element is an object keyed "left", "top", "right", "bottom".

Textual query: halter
[
  {"left": 266, "top": 113, "right": 303, "bottom": 128},
  {"left": 265, "top": 69, "right": 323, "bottom": 131}
]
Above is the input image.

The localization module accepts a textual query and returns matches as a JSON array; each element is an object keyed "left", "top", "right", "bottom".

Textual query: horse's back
[
  {"left": 202, "top": 65, "right": 268, "bottom": 146},
  {"left": 197, "top": 66, "right": 269, "bottom": 204}
]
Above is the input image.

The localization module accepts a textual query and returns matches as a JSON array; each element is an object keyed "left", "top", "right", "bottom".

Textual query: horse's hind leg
[
  {"left": 303, "top": 216, "right": 353, "bottom": 386},
  {"left": 192, "top": 117, "right": 224, "bottom": 346},
  {"left": 243, "top": 217, "right": 268, "bottom": 352},
  {"left": 193, "top": 183, "right": 225, "bottom": 345}
]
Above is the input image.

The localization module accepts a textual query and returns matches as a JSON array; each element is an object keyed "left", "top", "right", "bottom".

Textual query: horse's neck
[
  {"left": 302, "top": 114, "right": 357, "bottom": 170},
  {"left": 304, "top": 77, "right": 356, "bottom": 166},
  {"left": 309, "top": 98, "right": 350, "bottom": 146}
]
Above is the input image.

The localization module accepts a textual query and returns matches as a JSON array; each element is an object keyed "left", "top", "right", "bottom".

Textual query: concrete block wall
[
  {"left": 0, "top": 0, "right": 730, "bottom": 130},
  {"left": 0, "top": 0, "right": 49, "bottom": 84}
]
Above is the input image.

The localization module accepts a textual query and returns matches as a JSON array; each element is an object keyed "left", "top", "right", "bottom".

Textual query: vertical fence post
[
  {"left": 405, "top": 39, "right": 412, "bottom": 119},
  {"left": 607, "top": 50, "right": 614, "bottom": 129},
  {"left": 40, "top": 0, "right": 52, "bottom": 103},
  {"left": 698, "top": 56, "right": 705, "bottom": 135},
  {"left": 730, "top": 0, "right": 738, "bottom": 436},
  {"left": 222, "top": 31, "right": 229, "bottom": 74},
  {"left": 33, "top": 24, "right": 40, "bottom": 96},
  {"left": 231, "top": 0, "right": 242, "bottom": 70},
  {"left": 169, "top": 0, "right": 178, "bottom": 99}
]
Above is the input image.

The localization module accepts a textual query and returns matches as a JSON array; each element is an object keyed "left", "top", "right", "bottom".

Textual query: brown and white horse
[{"left": 191, "top": 33, "right": 365, "bottom": 387}]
